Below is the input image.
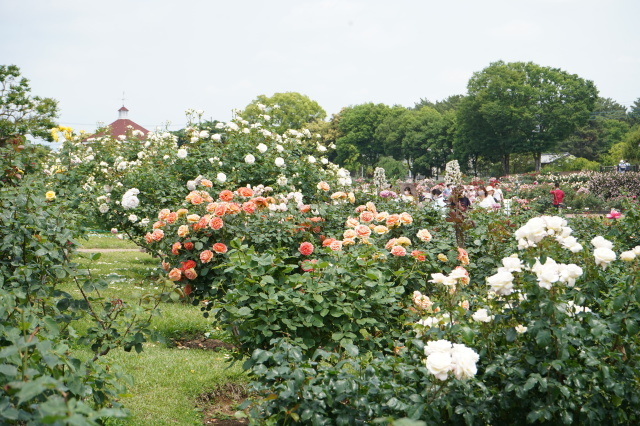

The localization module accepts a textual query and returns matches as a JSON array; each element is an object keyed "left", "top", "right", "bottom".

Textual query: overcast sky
[{"left": 2, "top": 0, "right": 639, "bottom": 134}]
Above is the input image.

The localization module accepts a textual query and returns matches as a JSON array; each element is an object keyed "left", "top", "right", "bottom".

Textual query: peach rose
[
  {"left": 158, "top": 208, "right": 171, "bottom": 220},
  {"left": 345, "top": 217, "right": 359, "bottom": 228},
  {"left": 417, "top": 229, "right": 433, "bottom": 243},
  {"left": 236, "top": 186, "right": 254, "bottom": 197},
  {"left": 190, "top": 194, "right": 204, "bottom": 205},
  {"left": 386, "top": 214, "right": 400, "bottom": 228},
  {"left": 206, "top": 202, "right": 218, "bottom": 213},
  {"left": 166, "top": 212, "right": 178, "bottom": 224},
  {"left": 390, "top": 245, "right": 407, "bottom": 257},
  {"left": 411, "top": 250, "right": 426, "bottom": 261},
  {"left": 168, "top": 268, "right": 182, "bottom": 281},
  {"left": 209, "top": 217, "right": 224, "bottom": 230},
  {"left": 317, "top": 181, "right": 330, "bottom": 191},
  {"left": 184, "top": 268, "right": 198, "bottom": 280},
  {"left": 342, "top": 238, "right": 356, "bottom": 246},
  {"left": 200, "top": 179, "right": 213, "bottom": 188},
  {"left": 176, "top": 208, "right": 188, "bottom": 217},
  {"left": 359, "top": 211, "right": 375, "bottom": 223},
  {"left": 152, "top": 220, "right": 165, "bottom": 229},
  {"left": 355, "top": 224, "right": 371, "bottom": 238},
  {"left": 214, "top": 203, "right": 228, "bottom": 216},
  {"left": 151, "top": 229, "right": 164, "bottom": 242},
  {"left": 330, "top": 191, "right": 347, "bottom": 200},
  {"left": 322, "top": 238, "right": 336, "bottom": 247},
  {"left": 144, "top": 233, "right": 153, "bottom": 244},
  {"left": 226, "top": 203, "right": 241, "bottom": 215},
  {"left": 457, "top": 247, "right": 469, "bottom": 265},
  {"left": 186, "top": 214, "right": 200, "bottom": 223},
  {"left": 242, "top": 201, "right": 257, "bottom": 214},
  {"left": 212, "top": 243, "right": 228, "bottom": 254},
  {"left": 343, "top": 229, "right": 357, "bottom": 239},
  {"left": 355, "top": 205, "right": 366, "bottom": 213},
  {"left": 162, "top": 261, "right": 171, "bottom": 271},
  {"left": 200, "top": 249, "right": 214, "bottom": 263},
  {"left": 375, "top": 212, "right": 389, "bottom": 222},
  {"left": 329, "top": 240, "right": 343, "bottom": 251},
  {"left": 399, "top": 212, "right": 413, "bottom": 225},
  {"left": 299, "top": 204, "right": 311, "bottom": 213},
  {"left": 177, "top": 225, "right": 189, "bottom": 238},
  {"left": 385, "top": 238, "right": 398, "bottom": 250},
  {"left": 219, "top": 190, "right": 234, "bottom": 202},
  {"left": 373, "top": 225, "right": 389, "bottom": 235},
  {"left": 366, "top": 202, "right": 377, "bottom": 214},
  {"left": 171, "top": 242, "right": 182, "bottom": 255},
  {"left": 299, "top": 242, "right": 314, "bottom": 256}
]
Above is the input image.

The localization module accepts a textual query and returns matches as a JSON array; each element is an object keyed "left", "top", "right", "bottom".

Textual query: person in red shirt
[{"left": 550, "top": 182, "right": 565, "bottom": 208}]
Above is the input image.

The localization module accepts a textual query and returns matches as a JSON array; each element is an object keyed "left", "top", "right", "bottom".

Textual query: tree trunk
[
  {"left": 533, "top": 152, "right": 542, "bottom": 172},
  {"left": 501, "top": 154, "right": 510, "bottom": 176}
]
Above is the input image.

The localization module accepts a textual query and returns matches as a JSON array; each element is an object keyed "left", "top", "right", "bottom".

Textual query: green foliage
[
  {"left": 541, "top": 156, "right": 600, "bottom": 172},
  {"left": 376, "top": 155, "right": 409, "bottom": 181},
  {"left": 0, "top": 65, "right": 58, "bottom": 145},
  {"left": 241, "top": 92, "right": 327, "bottom": 134}
]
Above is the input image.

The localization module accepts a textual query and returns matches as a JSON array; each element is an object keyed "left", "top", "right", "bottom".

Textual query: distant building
[{"left": 94, "top": 106, "right": 149, "bottom": 140}]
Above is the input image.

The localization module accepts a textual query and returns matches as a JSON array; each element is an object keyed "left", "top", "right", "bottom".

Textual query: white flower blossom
[
  {"left": 275, "top": 157, "right": 285, "bottom": 167},
  {"left": 217, "top": 172, "right": 227, "bottom": 183},
  {"left": 257, "top": 143, "right": 268, "bottom": 153},
  {"left": 177, "top": 148, "right": 188, "bottom": 159},
  {"left": 472, "top": 308, "right": 494, "bottom": 323},
  {"left": 245, "top": 154, "right": 255, "bottom": 164}
]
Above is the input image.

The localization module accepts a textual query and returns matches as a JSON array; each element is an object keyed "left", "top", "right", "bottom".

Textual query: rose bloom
[
  {"left": 237, "top": 186, "right": 254, "bottom": 197},
  {"left": 299, "top": 242, "right": 314, "bottom": 256},
  {"left": 412, "top": 291, "right": 433, "bottom": 310},
  {"left": 486, "top": 268, "right": 515, "bottom": 295},
  {"left": 399, "top": 212, "right": 413, "bottom": 225},
  {"left": 171, "top": 242, "right": 182, "bottom": 255},
  {"left": 214, "top": 203, "right": 228, "bottom": 216},
  {"left": 151, "top": 229, "right": 165, "bottom": 242},
  {"left": 200, "top": 249, "right": 214, "bottom": 263},
  {"left": 594, "top": 247, "right": 616, "bottom": 269},
  {"left": 190, "top": 194, "right": 204, "bottom": 205},
  {"left": 299, "top": 204, "right": 311, "bottom": 213},
  {"left": 144, "top": 233, "right": 153, "bottom": 244},
  {"left": 158, "top": 208, "right": 171, "bottom": 220},
  {"left": 162, "top": 261, "right": 171, "bottom": 272},
  {"left": 206, "top": 202, "right": 218, "bottom": 213},
  {"left": 343, "top": 229, "right": 357, "bottom": 239},
  {"left": 183, "top": 268, "right": 198, "bottom": 280},
  {"left": 322, "top": 237, "right": 335, "bottom": 247},
  {"left": 342, "top": 238, "right": 356, "bottom": 246},
  {"left": 176, "top": 208, "right": 189, "bottom": 217},
  {"left": 375, "top": 211, "right": 389, "bottom": 222},
  {"left": 208, "top": 217, "right": 224, "bottom": 230},
  {"left": 459, "top": 300, "right": 470, "bottom": 310},
  {"left": 355, "top": 224, "right": 371, "bottom": 238},
  {"left": 345, "top": 217, "right": 360, "bottom": 228},
  {"left": 187, "top": 214, "right": 200, "bottom": 223},
  {"left": 457, "top": 247, "right": 469, "bottom": 265},
  {"left": 219, "top": 190, "right": 234, "bottom": 202},
  {"left": 359, "top": 211, "right": 375, "bottom": 223},
  {"left": 373, "top": 225, "right": 389, "bottom": 235},
  {"left": 396, "top": 236, "right": 411, "bottom": 247},
  {"left": 411, "top": 250, "right": 426, "bottom": 262},
  {"left": 390, "top": 245, "right": 407, "bottom": 257},
  {"left": 472, "top": 308, "right": 494, "bottom": 323},
  {"left": 45, "top": 191, "right": 56, "bottom": 200},
  {"left": 200, "top": 179, "right": 213, "bottom": 188},
  {"left": 438, "top": 253, "right": 448, "bottom": 262},
  {"left": 152, "top": 220, "right": 165, "bottom": 229},
  {"left": 180, "top": 260, "right": 196, "bottom": 271},
  {"left": 450, "top": 266, "right": 470, "bottom": 285},
  {"left": 386, "top": 214, "right": 400, "bottom": 228},
  {"left": 331, "top": 191, "right": 347, "bottom": 200},
  {"left": 450, "top": 344, "right": 479, "bottom": 380},
  {"left": 416, "top": 229, "right": 433, "bottom": 243},
  {"left": 355, "top": 205, "right": 366, "bottom": 213},
  {"left": 226, "top": 203, "right": 241, "bottom": 215},
  {"left": 329, "top": 240, "right": 343, "bottom": 251},
  {"left": 348, "top": 192, "right": 355, "bottom": 203},
  {"left": 317, "top": 181, "right": 330, "bottom": 191},
  {"left": 385, "top": 238, "right": 398, "bottom": 250},
  {"left": 620, "top": 250, "right": 636, "bottom": 262},
  {"left": 168, "top": 268, "right": 182, "bottom": 281},
  {"left": 178, "top": 225, "right": 190, "bottom": 238},
  {"left": 515, "top": 324, "right": 528, "bottom": 334},
  {"left": 212, "top": 243, "right": 228, "bottom": 254},
  {"left": 166, "top": 211, "right": 178, "bottom": 224},
  {"left": 242, "top": 201, "right": 257, "bottom": 214},
  {"left": 426, "top": 352, "right": 452, "bottom": 381},
  {"left": 301, "top": 259, "right": 318, "bottom": 272}
]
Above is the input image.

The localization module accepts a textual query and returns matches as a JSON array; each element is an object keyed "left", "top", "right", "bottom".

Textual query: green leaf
[{"left": 313, "top": 294, "right": 324, "bottom": 303}]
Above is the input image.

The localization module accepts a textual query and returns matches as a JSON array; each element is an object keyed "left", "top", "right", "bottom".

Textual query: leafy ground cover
[{"left": 63, "top": 244, "right": 248, "bottom": 425}]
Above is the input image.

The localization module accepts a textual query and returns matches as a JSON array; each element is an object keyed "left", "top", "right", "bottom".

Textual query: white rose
[
  {"left": 425, "top": 352, "right": 452, "bottom": 381},
  {"left": 245, "top": 154, "right": 255, "bottom": 164},
  {"left": 594, "top": 247, "right": 616, "bottom": 269},
  {"left": 501, "top": 255, "right": 523, "bottom": 272},
  {"left": 450, "top": 344, "right": 479, "bottom": 380},
  {"left": 217, "top": 172, "right": 227, "bottom": 183},
  {"left": 99, "top": 203, "right": 109, "bottom": 213},
  {"left": 591, "top": 236, "right": 613, "bottom": 250},
  {"left": 515, "top": 324, "right": 528, "bottom": 334},
  {"left": 211, "top": 134, "right": 221, "bottom": 141},
  {"left": 275, "top": 157, "right": 285, "bottom": 167},
  {"left": 424, "top": 339, "right": 453, "bottom": 356},
  {"left": 620, "top": 250, "right": 636, "bottom": 262},
  {"left": 128, "top": 214, "right": 138, "bottom": 223},
  {"left": 308, "top": 155, "right": 316, "bottom": 163},
  {"left": 486, "top": 268, "right": 514, "bottom": 295},
  {"left": 257, "top": 143, "right": 268, "bottom": 153},
  {"left": 472, "top": 308, "right": 494, "bottom": 323},
  {"left": 177, "top": 148, "right": 188, "bottom": 159},
  {"left": 276, "top": 144, "right": 284, "bottom": 152}
]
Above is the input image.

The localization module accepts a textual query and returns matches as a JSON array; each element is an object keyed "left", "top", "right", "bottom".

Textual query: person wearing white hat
[{"left": 479, "top": 186, "right": 497, "bottom": 208}]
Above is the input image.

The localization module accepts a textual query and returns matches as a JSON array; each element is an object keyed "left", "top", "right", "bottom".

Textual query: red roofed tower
[{"left": 106, "top": 106, "right": 149, "bottom": 139}]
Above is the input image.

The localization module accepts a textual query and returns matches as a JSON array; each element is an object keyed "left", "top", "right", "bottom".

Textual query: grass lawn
[
  {"left": 65, "top": 243, "right": 247, "bottom": 425},
  {"left": 79, "top": 233, "right": 140, "bottom": 250}
]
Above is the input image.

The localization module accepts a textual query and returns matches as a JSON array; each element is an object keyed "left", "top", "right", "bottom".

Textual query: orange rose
[
  {"left": 184, "top": 268, "right": 198, "bottom": 280},
  {"left": 457, "top": 247, "right": 469, "bottom": 265},
  {"left": 236, "top": 186, "right": 254, "bottom": 197},
  {"left": 226, "top": 202, "right": 241, "bottom": 215},
  {"left": 177, "top": 225, "right": 189, "bottom": 238},
  {"left": 411, "top": 250, "right": 426, "bottom": 262},
  {"left": 184, "top": 242, "right": 194, "bottom": 250},
  {"left": 171, "top": 242, "right": 182, "bottom": 255},
  {"left": 359, "top": 211, "right": 375, "bottom": 223},
  {"left": 299, "top": 242, "right": 314, "bottom": 256},
  {"left": 144, "top": 233, "right": 153, "bottom": 244},
  {"left": 343, "top": 229, "right": 357, "bottom": 239},
  {"left": 385, "top": 238, "right": 398, "bottom": 250},
  {"left": 386, "top": 214, "right": 400, "bottom": 228},
  {"left": 191, "top": 194, "right": 204, "bottom": 205},
  {"left": 329, "top": 240, "right": 343, "bottom": 251},
  {"left": 162, "top": 260, "right": 171, "bottom": 271},
  {"left": 219, "top": 190, "right": 234, "bottom": 202},
  {"left": 342, "top": 238, "right": 356, "bottom": 246},
  {"left": 209, "top": 217, "right": 224, "bottom": 230},
  {"left": 200, "top": 179, "right": 213, "bottom": 188},
  {"left": 242, "top": 201, "right": 257, "bottom": 214},
  {"left": 355, "top": 224, "right": 371, "bottom": 238},
  {"left": 168, "top": 268, "right": 182, "bottom": 281},
  {"left": 214, "top": 203, "right": 228, "bottom": 217},
  {"left": 375, "top": 211, "right": 389, "bottom": 222},
  {"left": 158, "top": 208, "right": 170, "bottom": 220},
  {"left": 151, "top": 229, "right": 164, "bottom": 242},
  {"left": 212, "top": 243, "right": 228, "bottom": 254},
  {"left": 200, "top": 249, "right": 214, "bottom": 263},
  {"left": 166, "top": 212, "right": 178, "bottom": 224},
  {"left": 299, "top": 204, "right": 311, "bottom": 213},
  {"left": 322, "top": 238, "right": 335, "bottom": 247},
  {"left": 390, "top": 245, "right": 407, "bottom": 257},
  {"left": 206, "top": 202, "right": 218, "bottom": 213},
  {"left": 399, "top": 212, "right": 413, "bottom": 225},
  {"left": 153, "top": 220, "right": 165, "bottom": 229},
  {"left": 317, "top": 181, "right": 330, "bottom": 191}
]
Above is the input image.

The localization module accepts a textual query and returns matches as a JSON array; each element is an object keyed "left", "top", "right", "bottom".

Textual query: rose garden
[{"left": 3, "top": 64, "right": 640, "bottom": 424}]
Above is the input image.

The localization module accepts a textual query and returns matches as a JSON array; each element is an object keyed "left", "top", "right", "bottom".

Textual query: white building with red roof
[{"left": 106, "top": 106, "right": 149, "bottom": 139}]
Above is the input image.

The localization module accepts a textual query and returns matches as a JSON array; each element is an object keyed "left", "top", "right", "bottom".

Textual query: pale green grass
[
  {"left": 79, "top": 234, "right": 140, "bottom": 250},
  {"left": 65, "top": 244, "right": 245, "bottom": 424}
]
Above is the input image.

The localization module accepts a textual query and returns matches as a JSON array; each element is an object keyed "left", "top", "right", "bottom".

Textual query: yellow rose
[
  {"left": 45, "top": 191, "right": 56, "bottom": 201},
  {"left": 437, "top": 253, "right": 448, "bottom": 262}
]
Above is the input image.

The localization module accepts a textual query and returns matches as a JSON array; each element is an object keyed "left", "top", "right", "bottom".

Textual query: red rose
[{"left": 299, "top": 242, "right": 314, "bottom": 256}]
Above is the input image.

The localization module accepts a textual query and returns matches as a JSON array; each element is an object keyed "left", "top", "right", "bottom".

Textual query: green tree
[
  {"left": 335, "top": 103, "right": 392, "bottom": 173},
  {"left": 0, "top": 65, "right": 58, "bottom": 146},
  {"left": 456, "top": 61, "right": 597, "bottom": 175},
  {"left": 241, "top": 92, "right": 326, "bottom": 134},
  {"left": 629, "top": 97, "right": 640, "bottom": 125}
]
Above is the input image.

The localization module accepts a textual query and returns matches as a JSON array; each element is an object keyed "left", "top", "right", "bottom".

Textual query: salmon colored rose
[
  {"left": 343, "top": 229, "right": 357, "bottom": 239},
  {"left": 329, "top": 240, "right": 343, "bottom": 251},
  {"left": 184, "top": 242, "right": 194, "bottom": 250},
  {"left": 200, "top": 179, "right": 213, "bottom": 188},
  {"left": 385, "top": 238, "right": 398, "bottom": 250},
  {"left": 399, "top": 212, "right": 413, "bottom": 225},
  {"left": 219, "top": 190, "right": 234, "bottom": 202},
  {"left": 206, "top": 202, "right": 218, "bottom": 213},
  {"left": 457, "top": 247, "right": 469, "bottom": 265},
  {"left": 190, "top": 194, "right": 204, "bottom": 205},
  {"left": 359, "top": 211, "right": 375, "bottom": 223},
  {"left": 322, "top": 238, "right": 335, "bottom": 247},
  {"left": 299, "top": 242, "right": 314, "bottom": 256},
  {"left": 355, "top": 224, "right": 371, "bottom": 238},
  {"left": 417, "top": 229, "right": 433, "bottom": 242},
  {"left": 317, "top": 181, "right": 330, "bottom": 191},
  {"left": 180, "top": 260, "right": 196, "bottom": 271},
  {"left": 184, "top": 268, "right": 198, "bottom": 280},
  {"left": 212, "top": 243, "right": 228, "bottom": 254},
  {"left": 209, "top": 217, "right": 224, "bottom": 230},
  {"left": 301, "top": 259, "right": 318, "bottom": 272},
  {"left": 158, "top": 208, "right": 171, "bottom": 220},
  {"left": 299, "top": 204, "right": 311, "bottom": 213},
  {"left": 386, "top": 214, "right": 400, "bottom": 228},
  {"left": 153, "top": 221, "right": 165, "bottom": 229},
  {"left": 162, "top": 261, "right": 171, "bottom": 271},
  {"left": 345, "top": 217, "right": 359, "bottom": 228},
  {"left": 411, "top": 250, "right": 426, "bottom": 261},
  {"left": 236, "top": 187, "right": 254, "bottom": 197},
  {"left": 145, "top": 233, "right": 153, "bottom": 244},
  {"left": 178, "top": 225, "right": 189, "bottom": 238},
  {"left": 226, "top": 203, "right": 241, "bottom": 215},
  {"left": 200, "top": 249, "right": 214, "bottom": 263},
  {"left": 242, "top": 201, "right": 257, "bottom": 214},
  {"left": 214, "top": 204, "right": 228, "bottom": 217},
  {"left": 168, "top": 268, "right": 182, "bottom": 281},
  {"left": 166, "top": 211, "right": 178, "bottom": 224},
  {"left": 151, "top": 229, "right": 165, "bottom": 242},
  {"left": 390, "top": 245, "right": 407, "bottom": 257},
  {"left": 171, "top": 242, "right": 182, "bottom": 255},
  {"left": 355, "top": 205, "right": 366, "bottom": 213},
  {"left": 375, "top": 212, "right": 389, "bottom": 222}
]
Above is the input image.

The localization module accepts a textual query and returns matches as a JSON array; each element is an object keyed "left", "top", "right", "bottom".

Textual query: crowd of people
[{"left": 401, "top": 181, "right": 506, "bottom": 211}]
